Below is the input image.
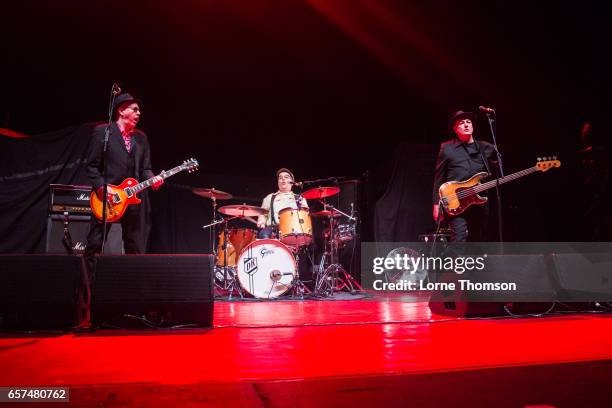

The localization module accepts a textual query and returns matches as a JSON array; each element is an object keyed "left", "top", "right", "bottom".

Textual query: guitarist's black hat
[
  {"left": 448, "top": 110, "right": 476, "bottom": 132},
  {"left": 113, "top": 93, "right": 142, "bottom": 117}
]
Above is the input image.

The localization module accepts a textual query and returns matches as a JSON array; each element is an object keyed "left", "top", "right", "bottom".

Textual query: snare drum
[
  {"left": 216, "top": 228, "right": 257, "bottom": 267},
  {"left": 278, "top": 207, "right": 312, "bottom": 247},
  {"left": 236, "top": 239, "right": 297, "bottom": 298}
]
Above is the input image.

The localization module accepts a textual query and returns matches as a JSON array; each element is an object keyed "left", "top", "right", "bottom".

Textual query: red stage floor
[{"left": 1, "top": 294, "right": 611, "bottom": 406}]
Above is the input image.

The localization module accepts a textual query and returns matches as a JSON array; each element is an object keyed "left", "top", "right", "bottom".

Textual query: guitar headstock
[
  {"left": 535, "top": 156, "right": 561, "bottom": 172},
  {"left": 182, "top": 158, "right": 199, "bottom": 173}
]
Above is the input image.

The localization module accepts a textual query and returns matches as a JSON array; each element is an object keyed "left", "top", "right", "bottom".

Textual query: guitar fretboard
[
  {"left": 126, "top": 164, "right": 185, "bottom": 195},
  {"left": 473, "top": 167, "right": 538, "bottom": 194}
]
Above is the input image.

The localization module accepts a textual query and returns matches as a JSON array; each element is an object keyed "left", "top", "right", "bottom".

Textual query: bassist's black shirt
[{"left": 432, "top": 138, "right": 496, "bottom": 204}]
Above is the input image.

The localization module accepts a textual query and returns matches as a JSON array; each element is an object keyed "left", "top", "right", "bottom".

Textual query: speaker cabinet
[
  {"left": 92, "top": 255, "right": 214, "bottom": 328},
  {"left": 0, "top": 255, "right": 88, "bottom": 330},
  {"left": 46, "top": 214, "right": 123, "bottom": 254},
  {"left": 428, "top": 254, "right": 553, "bottom": 317}
]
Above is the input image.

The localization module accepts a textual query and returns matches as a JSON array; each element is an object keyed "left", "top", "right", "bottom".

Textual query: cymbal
[
  {"left": 302, "top": 186, "right": 340, "bottom": 200},
  {"left": 311, "top": 209, "right": 342, "bottom": 218},
  {"left": 218, "top": 204, "right": 269, "bottom": 217},
  {"left": 192, "top": 188, "right": 233, "bottom": 200}
]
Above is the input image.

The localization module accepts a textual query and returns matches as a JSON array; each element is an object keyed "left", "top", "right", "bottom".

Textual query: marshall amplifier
[
  {"left": 47, "top": 184, "right": 123, "bottom": 254},
  {"left": 49, "top": 184, "right": 92, "bottom": 214},
  {"left": 46, "top": 214, "right": 123, "bottom": 255}
]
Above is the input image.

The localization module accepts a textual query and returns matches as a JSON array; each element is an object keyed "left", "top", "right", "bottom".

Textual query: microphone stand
[
  {"left": 62, "top": 211, "right": 74, "bottom": 255},
  {"left": 100, "top": 84, "right": 120, "bottom": 253},
  {"left": 484, "top": 111, "right": 504, "bottom": 242}
]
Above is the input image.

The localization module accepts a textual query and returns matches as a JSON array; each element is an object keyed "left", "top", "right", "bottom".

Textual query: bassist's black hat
[{"left": 448, "top": 110, "right": 476, "bottom": 132}]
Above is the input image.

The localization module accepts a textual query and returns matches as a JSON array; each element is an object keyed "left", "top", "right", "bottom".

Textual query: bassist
[{"left": 432, "top": 110, "right": 496, "bottom": 242}]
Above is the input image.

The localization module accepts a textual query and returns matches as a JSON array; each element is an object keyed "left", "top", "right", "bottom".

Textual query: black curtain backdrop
[
  {"left": 0, "top": 124, "right": 95, "bottom": 253},
  {"left": 0, "top": 123, "right": 150, "bottom": 254},
  {"left": 374, "top": 143, "right": 437, "bottom": 242}
]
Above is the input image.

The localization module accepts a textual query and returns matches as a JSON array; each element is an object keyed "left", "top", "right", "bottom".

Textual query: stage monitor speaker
[
  {"left": 428, "top": 254, "right": 552, "bottom": 318},
  {"left": 0, "top": 255, "right": 88, "bottom": 330},
  {"left": 91, "top": 255, "right": 214, "bottom": 328},
  {"left": 551, "top": 252, "right": 612, "bottom": 300},
  {"left": 428, "top": 299, "right": 506, "bottom": 318},
  {"left": 46, "top": 214, "right": 123, "bottom": 254}
]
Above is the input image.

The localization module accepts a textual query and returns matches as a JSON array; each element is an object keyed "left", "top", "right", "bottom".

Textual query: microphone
[
  {"left": 289, "top": 181, "right": 303, "bottom": 187},
  {"left": 112, "top": 82, "right": 122, "bottom": 95},
  {"left": 478, "top": 106, "right": 495, "bottom": 113}
]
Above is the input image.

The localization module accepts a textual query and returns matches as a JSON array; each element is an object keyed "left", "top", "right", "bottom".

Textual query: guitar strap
[{"left": 473, "top": 138, "right": 492, "bottom": 176}]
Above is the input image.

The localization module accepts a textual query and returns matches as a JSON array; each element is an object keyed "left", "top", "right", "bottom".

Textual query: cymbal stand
[
  {"left": 202, "top": 195, "right": 222, "bottom": 296},
  {"left": 203, "top": 215, "right": 243, "bottom": 299},
  {"left": 315, "top": 203, "right": 362, "bottom": 296},
  {"left": 222, "top": 216, "right": 244, "bottom": 300}
]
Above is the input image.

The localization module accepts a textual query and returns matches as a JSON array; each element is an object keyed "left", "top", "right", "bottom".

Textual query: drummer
[{"left": 256, "top": 168, "right": 308, "bottom": 239}]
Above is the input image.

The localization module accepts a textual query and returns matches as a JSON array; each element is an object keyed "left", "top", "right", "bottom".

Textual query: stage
[{"left": 2, "top": 294, "right": 611, "bottom": 407}]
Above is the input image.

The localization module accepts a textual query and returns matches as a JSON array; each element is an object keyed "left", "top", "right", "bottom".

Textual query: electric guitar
[
  {"left": 439, "top": 157, "right": 560, "bottom": 217},
  {"left": 90, "top": 158, "right": 199, "bottom": 222}
]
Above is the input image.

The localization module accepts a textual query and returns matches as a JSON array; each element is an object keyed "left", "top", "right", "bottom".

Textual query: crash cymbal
[
  {"left": 301, "top": 186, "right": 340, "bottom": 200},
  {"left": 192, "top": 188, "right": 233, "bottom": 200},
  {"left": 218, "top": 204, "right": 269, "bottom": 217},
  {"left": 311, "top": 209, "right": 342, "bottom": 218}
]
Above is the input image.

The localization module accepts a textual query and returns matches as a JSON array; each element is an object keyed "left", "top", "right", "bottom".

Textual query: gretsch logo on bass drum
[{"left": 260, "top": 248, "right": 274, "bottom": 258}]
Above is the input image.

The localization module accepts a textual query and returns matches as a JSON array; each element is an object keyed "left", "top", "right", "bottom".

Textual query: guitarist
[
  {"left": 432, "top": 110, "right": 496, "bottom": 242},
  {"left": 84, "top": 92, "right": 163, "bottom": 259}
]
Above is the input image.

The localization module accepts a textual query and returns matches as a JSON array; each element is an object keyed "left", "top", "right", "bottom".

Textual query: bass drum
[{"left": 236, "top": 239, "right": 296, "bottom": 299}]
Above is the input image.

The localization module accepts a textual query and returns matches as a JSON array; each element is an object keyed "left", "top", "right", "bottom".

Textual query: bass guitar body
[{"left": 438, "top": 172, "right": 488, "bottom": 217}]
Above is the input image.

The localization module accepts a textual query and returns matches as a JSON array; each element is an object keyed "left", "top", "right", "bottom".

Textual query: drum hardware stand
[
  {"left": 221, "top": 217, "right": 244, "bottom": 300},
  {"left": 290, "top": 247, "right": 312, "bottom": 299},
  {"left": 278, "top": 187, "right": 312, "bottom": 299},
  {"left": 203, "top": 215, "right": 244, "bottom": 299},
  {"left": 314, "top": 202, "right": 362, "bottom": 296}
]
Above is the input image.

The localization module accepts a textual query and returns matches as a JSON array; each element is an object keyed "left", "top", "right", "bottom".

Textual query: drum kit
[{"left": 193, "top": 183, "right": 360, "bottom": 300}]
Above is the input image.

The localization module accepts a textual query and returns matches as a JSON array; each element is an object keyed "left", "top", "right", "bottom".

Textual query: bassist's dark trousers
[
  {"left": 84, "top": 203, "right": 149, "bottom": 283},
  {"left": 448, "top": 204, "right": 489, "bottom": 242}
]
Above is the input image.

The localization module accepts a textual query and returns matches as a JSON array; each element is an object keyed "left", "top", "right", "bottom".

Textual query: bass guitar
[{"left": 439, "top": 157, "right": 560, "bottom": 217}]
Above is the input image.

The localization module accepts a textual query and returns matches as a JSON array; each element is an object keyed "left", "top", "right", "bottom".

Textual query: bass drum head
[{"left": 236, "top": 239, "right": 296, "bottom": 299}]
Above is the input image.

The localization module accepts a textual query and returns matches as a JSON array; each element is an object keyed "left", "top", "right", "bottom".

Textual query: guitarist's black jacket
[
  {"left": 86, "top": 122, "right": 155, "bottom": 191},
  {"left": 432, "top": 138, "right": 496, "bottom": 204}
]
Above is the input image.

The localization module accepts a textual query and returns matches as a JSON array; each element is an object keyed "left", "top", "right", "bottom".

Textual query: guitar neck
[
  {"left": 129, "top": 165, "right": 185, "bottom": 194},
  {"left": 474, "top": 166, "right": 538, "bottom": 194}
]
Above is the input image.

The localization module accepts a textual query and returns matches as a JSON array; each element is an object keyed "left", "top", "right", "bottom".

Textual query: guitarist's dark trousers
[
  {"left": 448, "top": 204, "right": 489, "bottom": 242},
  {"left": 84, "top": 204, "right": 148, "bottom": 276}
]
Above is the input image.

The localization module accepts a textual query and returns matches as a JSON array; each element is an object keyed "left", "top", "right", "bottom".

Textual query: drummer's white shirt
[{"left": 258, "top": 191, "right": 309, "bottom": 226}]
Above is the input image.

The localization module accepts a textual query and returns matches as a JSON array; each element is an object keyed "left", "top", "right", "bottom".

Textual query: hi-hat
[
  {"left": 192, "top": 188, "right": 233, "bottom": 200},
  {"left": 311, "top": 209, "right": 342, "bottom": 218},
  {"left": 218, "top": 204, "right": 268, "bottom": 217},
  {"left": 302, "top": 186, "right": 340, "bottom": 200}
]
